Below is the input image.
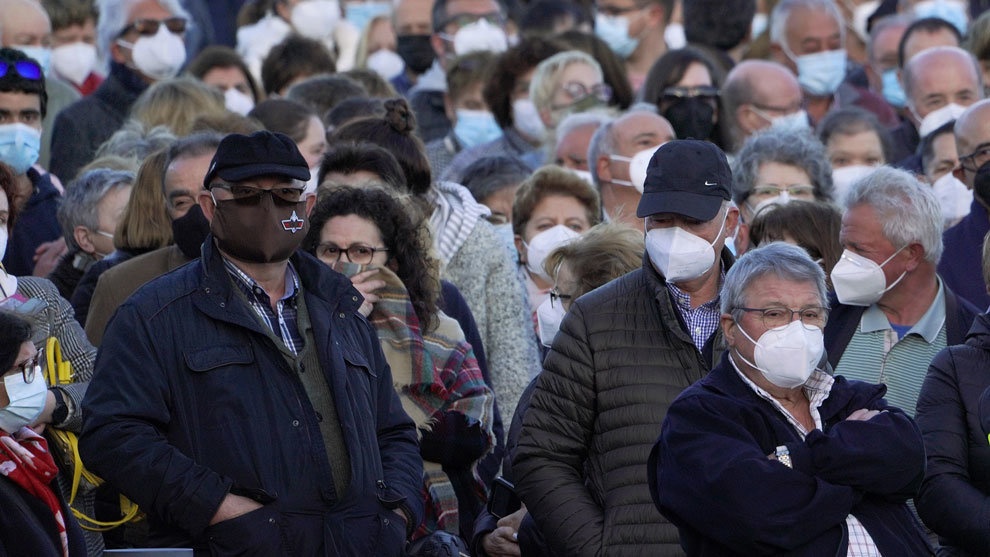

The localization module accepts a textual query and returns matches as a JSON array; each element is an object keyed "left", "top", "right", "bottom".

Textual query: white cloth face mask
[
  {"left": 119, "top": 25, "right": 186, "bottom": 80},
  {"left": 536, "top": 297, "right": 566, "bottom": 347},
  {"left": 830, "top": 246, "right": 907, "bottom": 306},
  {"left": 291, "top": 0, "right": 341, "bottom": 39},
  {"left": 645, "top": 210, "right": 727, "bottom": 283},
  {"left": 448, "top": 19, "right": 508, "bottom": 55},
  {"left": 523, "top": 224, "right": 580, "bottom": 282},
  {"left": 831, "top": 165, "right": 876, "bottom": 204},
  {"left": 51, "top": 42, "right": 98, "bottom": 85},
  {"left": 224, "top": 87, "right": 255, "bottom": 115},
  {"left": 734, "top": 319, "right": 825, "bottom": 389},
  {"left": 366, "top": 49, "right": 405, "bottom": 79}
]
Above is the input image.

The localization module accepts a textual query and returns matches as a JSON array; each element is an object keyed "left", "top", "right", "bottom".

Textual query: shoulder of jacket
[
  {"left": 119, "top": 262, "right": 202, "bottom": 317},
  {"left": 578, "top": 268, "right": 650, "bottom": 306},
  {"left": 16, "top": 276, "right": 58, "bottom": 300}
]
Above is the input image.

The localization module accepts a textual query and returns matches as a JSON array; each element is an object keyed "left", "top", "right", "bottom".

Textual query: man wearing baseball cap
[
  {"left": 514, "top": 139, "right": 738, "bottom": 555},
  {"left": 80, "top": 131, "right": 423, "bottom": 555}
]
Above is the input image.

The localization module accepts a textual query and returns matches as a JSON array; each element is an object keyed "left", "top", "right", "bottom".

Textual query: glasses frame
[
  {"left": 554, "top": 82, "right": 613, "bottom": 106},
  {"left": 549, "top": 289, "right": 573, "bottom": 310},
  {"left": 735, "top": 306, "right": 828, "bottom": 329},
  {"left": 661, "top": 85, "right": 720, "bottom": 100},
  {"left": 121, "top": 16, "right": 188, "bottom": 37},
  {"left": 13, "top": 347, "right": 42, "bottom": 383},
  {"left": 748, "top": 184, "right": 816, "bottom": 199},
  {"left": 959, "top": 144, "right": 990, "bottom": 173},
  {"left": 0, "top": 60, "right": 42, "bottom": 81},
  {"left": 316, "top": 243, "right": 390, "bottom": 265},
  {"left": 210, "top": 183, "right": 306, "bottom": 206}
]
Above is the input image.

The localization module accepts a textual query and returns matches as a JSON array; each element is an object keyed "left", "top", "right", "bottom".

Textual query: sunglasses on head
[
  {"left": 0, "top": 60, "right": 42, "bottom": 81},
  {"left": 122, "top": 16, "right": 187, "bottom": 37}
]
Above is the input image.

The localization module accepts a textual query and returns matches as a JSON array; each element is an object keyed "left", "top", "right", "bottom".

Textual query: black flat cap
[
  {"left": 636, "top": 139, "right": 732, "bottom": 220},
  {"left": 203, "top": 130, "right": 310, "bottom": 187}
]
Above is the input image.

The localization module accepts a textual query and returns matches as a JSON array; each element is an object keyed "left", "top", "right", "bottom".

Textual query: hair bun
[{"left": 383, "top": 98, "right": 417, "bottom": 135}]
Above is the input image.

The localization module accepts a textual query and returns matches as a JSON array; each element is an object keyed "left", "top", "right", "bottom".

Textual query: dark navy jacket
[
  {"left": 2, "top": 168, "right": 60, "bottom": 277},
  {"left": 939, "top": 200, "right": 990, "bottom": 311},
  {"left": 80, "top": 237, "right": 423, "bottom": 555},
  {"left": 651, "top": 353, "right": 933, "bottom": 556}
]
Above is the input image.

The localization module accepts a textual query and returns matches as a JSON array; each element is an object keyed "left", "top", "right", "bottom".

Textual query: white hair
[
  {"left": 554, "top": 110, "right": 612, "bottom": 151},
  {"left": 844, "top": 166, "right": 944, "bottom": 263},
  {"left": 97, "top": 0, "right": 190, "bottom": 59},
  {"left": 770, "top": 0, "right": 845, "bottom": 52},
  {"left": 721, "top": 241, "right": 828, "bottom": 316}
]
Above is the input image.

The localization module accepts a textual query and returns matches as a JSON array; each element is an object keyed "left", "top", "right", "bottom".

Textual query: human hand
[
  {"left": 481, "top": 527, "right": 520, "bottom": 557},
  {"left": 497, "top": 504, "right": 527, "bottom": 532},
  {"left": 350, "top": 269, "right": 386, "bottom": 317},
  {"left": 846, "top": 408, "right": 882, "bottom": 421},
  {"left": 32, "top": 238, "right": 67, "bottom": 277},
  {"left": 209, "top": 494, "right": 263, "bottom": 525}
]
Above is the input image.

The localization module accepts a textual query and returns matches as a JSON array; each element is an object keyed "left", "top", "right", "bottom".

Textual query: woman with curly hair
[{"left": 303, "top": 186, "right": 496, "bottom": 551}]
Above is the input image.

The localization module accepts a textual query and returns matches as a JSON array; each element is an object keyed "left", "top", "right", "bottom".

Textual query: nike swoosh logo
[{"left": 704, "top": 181, "right": 716, "bottom": 186}]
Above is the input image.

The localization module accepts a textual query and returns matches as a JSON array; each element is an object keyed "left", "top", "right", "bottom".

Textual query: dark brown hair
[
  {"left": 748, "top": 200, "right": 843, "bottom": 286},
  {"left": 185, "top": 45, "right": 262, "bottom": 103}
]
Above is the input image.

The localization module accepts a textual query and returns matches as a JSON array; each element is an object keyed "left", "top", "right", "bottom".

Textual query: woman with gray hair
[
  {"left": 651, "top": 242, "right": 931, "bottom": 556},
  {"left": 731, "top": 127, "right": 835, "bottom": 254}
]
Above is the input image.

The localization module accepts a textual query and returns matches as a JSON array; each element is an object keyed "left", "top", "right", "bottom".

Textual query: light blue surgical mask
[
  {"left": 11, "top": 45, "right": 51, "bottom": 76},
  {"left": 454, "top": 109, "right": 503, "bottom": 149},
  {"left": 595, "top": 12, "right": 639, "bottom": 59},
  {"left": 881, "top": 69, "right": 906, "bottom": 108},
  {"left": 789, "top": 48, "right": 847, "bottom": 96},
  {"left": 492, "top": 222, "right": 516, "bottom": 255},
  {"left": 0, "top": 123, "right": 41, "bottom": 175},
  {"left": 345, "top": 1, "right": 391, "bottom": 32},
  {"left": 913, "top": 0, "right": 968, "bottom": 35}
]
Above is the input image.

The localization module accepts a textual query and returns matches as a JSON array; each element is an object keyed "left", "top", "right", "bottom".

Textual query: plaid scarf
[
  {"left": 335, "top": 262, "right": 495, "bottom": 537},
  {"left": 0, "top": 427, "right": 68, "bottom": 557}
]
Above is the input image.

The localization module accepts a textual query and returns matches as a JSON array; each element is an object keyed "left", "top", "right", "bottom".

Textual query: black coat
[
  {"left": 915, "top": 312, "right": 990, "bottom": 555},
  {"left": 80, "top": 237, "right": 424, "bottom": 555},
  {"left": 0, "top": 473, "right": 87, "bottom": 556}
]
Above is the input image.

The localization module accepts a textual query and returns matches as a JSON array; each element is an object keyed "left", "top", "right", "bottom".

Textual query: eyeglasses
[
  {"left": 11, "top": 347, "right": 42, "bottom": 383},
  {"left": 0, "top": 60, "right": 42, "bottom": 81},
  {"left": 735, "top": 306, "right": 828, "bottom": 329},
  {"left": 556, "top": 82, "right": 612, "bottom": 104},
  {"left": 749, "top": 185, "right": 815, "bottom": 199},
  {"left": 316, "top": 243, "right": 389, "bottom": 264},
  {"left": 121, "top": 17, "right": 188, "bottom": 37},
  {"left": 661, "top": 85, "right": 720, "bottom": 101},
  {"left": 959, "top": 144, "right": 990, "bottom": 172},
  {"left": 210, "top": 183, "right": 306, "bottom": 206},
  {"left": 549, "top": 288, "right": 573, "bottom": 310}
]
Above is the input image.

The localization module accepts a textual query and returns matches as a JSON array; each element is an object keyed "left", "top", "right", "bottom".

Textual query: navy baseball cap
[
  {"left": 203, "top": 130, "right": 311, "bottom": 187},
  {"left": 636, "top": 139, "right": 732, "bottom": 220}
]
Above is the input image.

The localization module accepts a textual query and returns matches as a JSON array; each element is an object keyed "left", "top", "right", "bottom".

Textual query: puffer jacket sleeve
[
  {"left": 79, "top": 302, "right": 232, "bottom": 536},
  {"left": 915, "top": 347, "right": 990, "bottom": 555},
  {"left": 513, "top": 300, "right": 604, "bottom": 557}
]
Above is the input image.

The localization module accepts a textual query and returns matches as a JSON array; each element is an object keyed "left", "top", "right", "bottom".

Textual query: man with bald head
[
  {"left": 940, "top": 100, "right": 990, "bottom": 309},
  {"left": 0, "top": 0, "right": 79, "bottom": 170},
  {"left": 721, "top": 60, "right": 803, "bottom": 152},
  {"left": 588, "top": 108, "right": 675, "bottom": 228}
]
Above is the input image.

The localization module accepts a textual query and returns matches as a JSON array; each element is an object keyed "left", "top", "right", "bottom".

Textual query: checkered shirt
[{"left": 224, "top": 258, "right": 304, "bottom": 356}]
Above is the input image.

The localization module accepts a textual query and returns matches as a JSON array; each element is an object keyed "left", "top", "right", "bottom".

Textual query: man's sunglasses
[
  {"left": 0, "top": 60, "right": 42, "bottom": 81},
  {"left": 121, "top": 17, "right": 187, "bottom": 37},
  {"left": 210, "top": 183, "right": 306, "bottom": 206}
]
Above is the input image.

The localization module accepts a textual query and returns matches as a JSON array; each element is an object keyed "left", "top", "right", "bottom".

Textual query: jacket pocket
[
  {"left": 185, "top": 345, "right": 255, "bottom": 372},
  {"left": 183, "top": 344, "right": 260, "bottom": 426},
  {"left": 206, "top": 505, "right": 283, "bottom": 556}
]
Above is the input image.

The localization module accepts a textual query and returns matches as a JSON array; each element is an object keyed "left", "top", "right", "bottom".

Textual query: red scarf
[{"left": 0, "top": 428, "right": 68, "bottom": 557}]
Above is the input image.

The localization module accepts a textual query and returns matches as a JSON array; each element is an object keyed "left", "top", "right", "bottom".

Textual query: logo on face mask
[{"left": 281, "top": 211, "right": 306, "bottom": 233}]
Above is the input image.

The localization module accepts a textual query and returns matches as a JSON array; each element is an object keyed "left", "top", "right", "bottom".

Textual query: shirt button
[
  {"left": 339, "top": 312, "right": 345, "bottom": 318},
  {"left": 268, "top": 518, "right": 275, "bottom": 524},
  {"left": 219, "top": 302, "right": 226, "bottom": 308},
  {"left": 204, "top": 287, "right": 210, "bottom": 293},
  {"left": 352, "top": 296, "right": 359, "bottom": 302},
  {"left": 694, "top": 327, "right": 701, "bottom": 333},
  {"left": 292, "top": 420, "right": 300, "bottom": 427}
]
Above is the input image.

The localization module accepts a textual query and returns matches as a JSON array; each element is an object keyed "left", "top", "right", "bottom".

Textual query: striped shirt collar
[{"left": 729, "top": 352, "right": 834, "bottom": 436}]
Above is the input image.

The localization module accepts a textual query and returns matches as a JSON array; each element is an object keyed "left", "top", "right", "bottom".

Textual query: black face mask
[
  {"left": 662, "top": 97, "right": 716, "bottom": 141},
  {"left": 975, "top": 161, "right": 990, "bottom": 207},
  {"left": 171, "top": 204, "right": 211, "bottom": 260},
  {"left": 396, "top": 34, "right": 435, "bottom": 75}
]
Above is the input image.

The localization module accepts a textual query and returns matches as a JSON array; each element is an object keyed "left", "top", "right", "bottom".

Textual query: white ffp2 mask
[
  {"left": 645, "top": 211, "right": 727, "bottom": 283},
  {"left": 734, "top": 320, "right": 825, "bottom": 389},
  {"left": 536, "top": 297, "right": 566, "bottom": 347},
  {"left": 523, "top": 225, "right": 580, "bottom": 282},
  {"left": 830, "top": 247, "right": 907, "bottom": 306}
]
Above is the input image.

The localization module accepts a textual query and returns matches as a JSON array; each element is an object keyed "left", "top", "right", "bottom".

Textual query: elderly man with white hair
[
  {"left": 652, "top": 241, "right": 931, "bottom": 556},
  {"left": 552, "top": 110, "right": 612, "bottom": 176},
  {"left": 823, "top": 166, "right": 979, "bottom": 417},
  {"left": 50, "top": 0, "right": 190, "bottom": 182}
]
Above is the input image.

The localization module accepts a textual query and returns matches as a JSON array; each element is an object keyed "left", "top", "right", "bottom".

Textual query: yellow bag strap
[{"left": 45, "top": 337, "right": 72, "bottom": 385}]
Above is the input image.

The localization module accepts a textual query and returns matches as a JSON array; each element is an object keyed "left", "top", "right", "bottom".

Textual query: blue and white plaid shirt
[
  {"left": 666, "top": 271, "right": 724, "bottom": 350},
  {"left": 224, "top": 258, "right": 304, "bottom": 355}
]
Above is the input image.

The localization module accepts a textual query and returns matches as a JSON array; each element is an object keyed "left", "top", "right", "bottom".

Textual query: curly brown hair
[{"left": 303, "top": 186, "right": 441, "bottom": 331}]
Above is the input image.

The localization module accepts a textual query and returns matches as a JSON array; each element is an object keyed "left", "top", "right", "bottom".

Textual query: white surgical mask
[
  {"left": 746, "top": 192, "right": 792, "bottom": 217},
  {"left": 572, "top": 169, "right": 594, "bottom": 186},
  {"left": 752, "top": 107, "right": 810, "bottom": 134},
  {"left": 751, "top": 13, "right": 768, "bottom": 38},
  {"left": 664, "top": 22, "right": 687, "bottom": 49},
  {"left": 118, "top": 25, "right": 186, "bottom": 80},
  {"left": 51, "top": 42, "right": 98, "bottom": 86},
  {"left": 645, "top": 210, "right": 727, "bottom": 283},
  {"left": 512, "top": 98, "right": 546, "bottom": 143},
  {"left": 609, "top": 144, "right": 663, "bottom": 193},
  {"left": 536, "top": 297, "right": 566, "bottom": 347},
  {"left": 291, "top": 0, "right": 341, "bottom": 39},
  {"left": 366, "top": 49, "right": 405, "bottom": 79},
  {"left": 303, "top": 166, "right": 321, "bottom": 197},
  {"left": 913, "top": 0, "right": 968, "bottom": 35},
  {"left": 831, "top": 164, "right": 877, "bottom": 203},
  {"left": 448, "top": 19, "right": 508, "bottom": 56},
  {"left": 0, "top": 366, "right": 47, "bottom": 434},
  {"left": 595, "top": 12, "right": 639, "bottom": 58},
  {"left": 224, "top": 87, "right": 255, "bottom": 115},
  {"left": 851, "top": 1, "right": 881, "bottom": 41},
  {"left": 523, "top": 225, "right": 580, "bottom": 282},
  {"left": 0, "top": 226, "right": 6, "bottom": 262},
  {"left": 830, "top": 247, "right": 907, "bottom": 306},
  {"left": 492, "top": 222, "right": 516, "bottom": 255},
  {"left": 914, "top": 102, "right": 967, "bottom": 138},
  {"left": 787, "top": 48, "right": 847, "bottom": 96},
  {"left": 734, "top": 319, "right": 824, "bottom": 389}
]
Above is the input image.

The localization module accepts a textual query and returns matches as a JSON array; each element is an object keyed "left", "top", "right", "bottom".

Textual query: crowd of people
[{"left": 1, "top": 0, "right": 990, "bottom": 555}]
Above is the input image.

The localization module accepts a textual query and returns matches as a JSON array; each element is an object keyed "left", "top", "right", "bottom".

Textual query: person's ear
[
  {"left": 737, "top": 105, "right": 760, "bottom": 134},
  {"left": 514, "top": 233, "right": 526, "bottom": 263},
  {"left": 643, "top": 2, "right": 664, "bottom": 28},
  {"left": 305, "top": 193, "right": 317, "bottom": 216},
  {"left": 904, "top": 242, "right": 925, "bottom": 272},
  {"left": 109, "top": 39, "right": 129, "bottom": 64},
  {"left": 539, "top": 107, "right": 554, "bottom": 129},
  {"left": 734, "top": 221, "right": 750, "bottom": 256},
  {"left": 721, "top": 314, "right": 737, "bottom": 347},
  {"left": 73, "top": 226, "right": 95, "bottom": 255},
  {"left": 198, "top": 190, "right": 216, "bottom": 222},
  {"left": 430, "top": 34, "right": 446, "bottom": 59},
  {"left": 596, "top": 154, "right": 612, "bottom": 183},
  {"left": 724, "top": 206, "right": 740, "bottom": 239},
  {"left": 443, "top": 92, "right": 456, "bottom": 123},
  {"left": 274, "top": 0, "right": 292, "bottom": 21}
]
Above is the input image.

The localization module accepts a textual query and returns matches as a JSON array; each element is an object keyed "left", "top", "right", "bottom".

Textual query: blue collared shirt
[
  {"left": 667, "top": 272, "right": 724, "bottom": 350},
  {"left": 224, "top": 258, "right": 304, "bottom": 355}
]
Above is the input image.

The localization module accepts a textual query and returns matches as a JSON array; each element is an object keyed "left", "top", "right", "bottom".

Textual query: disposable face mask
[
  {"left": 750, "top": 13, "right": 768, "bottom": 38},
  {"left": 664, "top": 22, "right": 686, "bottom": 49},
  {"left": 345, "top": 1, "right": 391, "bottom": 32},
  {"left": 831, "top": 164, "right": 876, "bottom": 203},
  {"left": 303, "top": 165, "right": 321, "bottom": 196},
  {"left": 523, "top": 225, "right": 580, "bottom": 282},
  {"left": 492, "top": 222, "right": 516, "bottom": 254},
  {"left": 572, "top": 169, "right": 594, "bottom": 186},
  {"left": 974, "top": 160, "right": 990, "bottom": 206},
  {"left": 610, "top": 144, "right": 663, "bottom": 193},
  {"left": 752, "top": 107, "right": 810, "bottom": 134},
  {"left": 292, "top": 0, "right": 342, "bottom": 38},
  {"left": 662, "top": 97, "right": 715, "bottom": 141},
  {"left": 645, "top": 210, "right": 727, "bottom": 283},
  {"left": 0, "top": 367, "right": 47, "bottom": 434},
  {"left": 881, "top": 69, "right": 906, "bottom": 108},
  {"left": 13, "top": 45, "right": 51, "bottom": 76},
  {"left": 0, "top": 123, "right": 41, "bottom": 175},
  {"left": 913, "top": 0, "right": 968, "bottom": 35},
  {"left": 224, "top": 87, "right": 255, "bottom": 116},
  {"left": 454, "top": 109, "right": 503, "bottom": 149},
  {"left": 366, "top": 49, "right": 405, "bottom": 79},
  {"left": 851, "top": 1, "right": 880, "bottom": 41},
  {"left": 915, "top": 102, "right": 966, "bottom": 138},
  {"left": 830, "top": 247, "right": 907, "bottom": 306},
  {"left": 51, "top": 42, "right": 97, "bottom": 86},
  {"left": 396, "top": 34, "right": 434, "bottom": 74},
  {"left": 788, "top": 48, "right": 847, "bottom": 96},
  {"left": 932, "top": 171, "right": 973, "bottom": 222},
  {"left": 512, "top": 98, "right": 547, "bottom": 142},
  {"left": 536, "top": 297, "right": 566, "bottom": 347},
  {"left": 449, "top": 19, "right": 508, "bottom": 56},
  {"left": 118, "top": 25, "right": 186, "bottom": 80},
  {"left": 734, "top": 320, "right": 824, "bottom": 389},
  {"left": 595, "top": 12, "right": 638, "bottom": 58}
]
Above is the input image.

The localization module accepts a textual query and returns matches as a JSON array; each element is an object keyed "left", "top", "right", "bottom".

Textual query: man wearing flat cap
[
  {"left": 79, "top": 131, "right": 423, "bottom": 555},
  {"left": 514, "top": 139, "right": 739, "bottom": 556}
]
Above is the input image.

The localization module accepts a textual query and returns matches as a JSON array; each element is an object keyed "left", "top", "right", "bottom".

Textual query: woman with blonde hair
[{"left": 129, "top": 76, "right": 228, "bottom": 136}]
